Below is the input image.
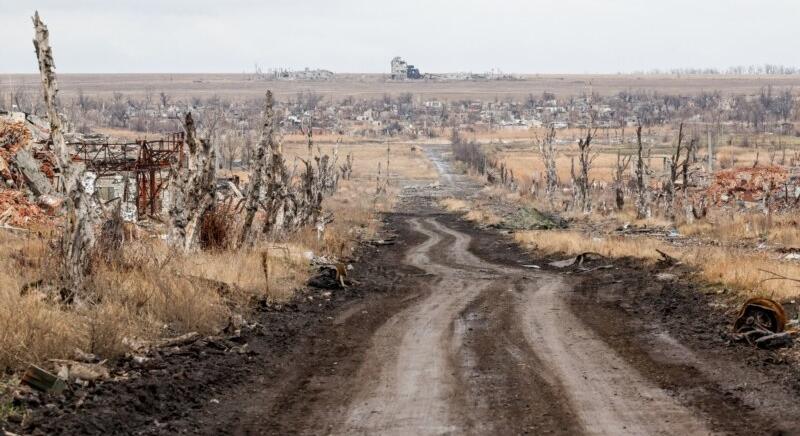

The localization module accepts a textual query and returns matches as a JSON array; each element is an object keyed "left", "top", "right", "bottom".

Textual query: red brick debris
[
  {"left": 0, "top": 119, "right": 55, "bottom": 227},
  {"left": 0, "top": 190, "right": 52, "bottom": 227},
  {"left": 707, "top": 166, "right": 789, "bottom": 205}
]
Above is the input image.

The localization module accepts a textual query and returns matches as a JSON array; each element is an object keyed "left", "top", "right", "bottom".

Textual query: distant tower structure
[{"left": 391, "top": 56, "right": 422, "bottom": 80}]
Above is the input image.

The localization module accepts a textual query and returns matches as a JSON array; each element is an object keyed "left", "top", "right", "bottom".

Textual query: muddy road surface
[{"left": 15, "top": 144, "right": 800, "bottom": 435}]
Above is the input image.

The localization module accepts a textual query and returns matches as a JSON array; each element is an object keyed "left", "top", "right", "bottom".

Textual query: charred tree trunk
[
  {"left": 238, "top": 91, "right": 275, "bottom": 247},
  {"left": 634, "top": 126, "right": 650, "bottom": 219},
  {"left": 613, "top": 150, "right": 631, "bottom": 211},
  {"left": 664, "top": 123, "right": 684, "bottom": 221},
  {"left": 537, "top": 126, "right": 558, "bottom": 206},
  {"left": 683, "top": 139, "right": 696, "bottom": 223},
  {"left": 33, "top": 11, "right": 95, "bottom": 297},
  {"left": 168, "top": 113, "right": 217, "bottom": 251},
  {"left": 575, "top": 128, "right": 595, "bottom": 213},
  {"left": 339, "top": 152, "right": 354, "bottom": 180}
]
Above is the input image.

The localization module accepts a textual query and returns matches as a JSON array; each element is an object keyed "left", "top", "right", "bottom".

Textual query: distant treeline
[{"left": 629, "top": 65, "right": 800, "bottom": 76}]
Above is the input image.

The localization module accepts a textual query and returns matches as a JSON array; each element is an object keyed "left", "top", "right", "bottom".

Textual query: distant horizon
[{"left": 4, "top": 69, "right": 800, "bottom": 77}]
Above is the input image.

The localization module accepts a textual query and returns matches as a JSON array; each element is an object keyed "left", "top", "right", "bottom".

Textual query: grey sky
[{"left": 1, "top": 0, "right": 799, "bottom": 74}]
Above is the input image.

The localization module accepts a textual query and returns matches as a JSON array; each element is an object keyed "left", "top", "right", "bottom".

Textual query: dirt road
[
  {"left": 16, "top": 145, "right": 800, "bottom": 435},
  {"left": 334, "top": 212, "right": 713, "bottom": 435}
]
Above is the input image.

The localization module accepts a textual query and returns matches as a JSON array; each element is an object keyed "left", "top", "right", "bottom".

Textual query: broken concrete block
[{"left": 12, "top": 149, "right": 52, "bottom": 196}]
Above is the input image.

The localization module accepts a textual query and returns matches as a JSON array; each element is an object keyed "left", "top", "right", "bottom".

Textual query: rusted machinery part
[{"left": 733, "top": 297, "right": 787, "bottom": 334}]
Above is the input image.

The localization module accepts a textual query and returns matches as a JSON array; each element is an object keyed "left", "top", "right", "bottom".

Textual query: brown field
[{"left": 4, "top": 73, "right": 800, "bottom": 101}]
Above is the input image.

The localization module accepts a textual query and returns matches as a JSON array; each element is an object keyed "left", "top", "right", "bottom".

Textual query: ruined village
[{"left": 5, "top": 3, "right": 800, "bottom": 435}]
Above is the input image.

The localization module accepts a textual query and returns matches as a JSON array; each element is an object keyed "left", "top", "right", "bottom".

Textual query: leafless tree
[
  {"left": 613, "top": 150, "right": 631, "bottom": 210},
  {"left": 536, "top": 126, "right": 558, "bottom": 206},
  {"left": 340, "top": 152, "right": 354, "bottom": 180},
  {"left": 663, "top": 123, "right": 686, "bottom": 220},
  {"left": 33, "top": 11, "right": 95, "bottom": 297},
  {"left": 634, "top": 126, "right": 651, "bottom": 219},
  {"left": 239, "top": 91, "right": 275, "bottom": 247},
  {"left": 168, "top": 112, "right": 217, "bottom": 251},
  {"left": 574, "top": 128, "right": 597, "bottom": 213},
  {"left": 159, "top": 91, "right": 170, "bottom": 109}
]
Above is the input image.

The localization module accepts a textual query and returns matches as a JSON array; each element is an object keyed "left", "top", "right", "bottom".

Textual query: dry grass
[
  {"left": 441, "top": 197, "right": 503, "bottom": 226},
  {"left": 281, "top": 141, "right": 438, "bottom": 184},
  {"left": 679, "top": 211, "right": 800, "bottom": 247},
  {"left": 515, "top": 230, "right": 800, "bottom": 300},
  {"left": 0, "top": 139, "right": 436, "bottom": 373}
]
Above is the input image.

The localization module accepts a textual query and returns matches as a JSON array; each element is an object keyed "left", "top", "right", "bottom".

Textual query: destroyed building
[
  {"left": 391, "top": 56, "right": 422, "bottom": 80},
  {"left": 0, "top": 109, "right": 189, "bottom": 225},
  {"left": 254, "top": 66, "right": 335, "bottom": 81}
]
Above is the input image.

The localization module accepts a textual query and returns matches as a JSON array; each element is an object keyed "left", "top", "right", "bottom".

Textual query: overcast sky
[{"left": 1, "top": 0, "right": 799, "bottom": 74}]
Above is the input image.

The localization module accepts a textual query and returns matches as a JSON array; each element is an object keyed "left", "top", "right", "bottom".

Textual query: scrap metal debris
[
  {"left": 21, "top": 365, "right": 67, "bottom": 394},
  {"left": 732, "top": 297, "right": 795, "bottom": 349}
]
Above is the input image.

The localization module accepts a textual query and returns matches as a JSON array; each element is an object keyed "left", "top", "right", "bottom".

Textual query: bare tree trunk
[
  {"left": 33, "top": 11, "right": 95, "bottom": 297},
  {"left": 683, "top": 139, "right": 695, "bottom": 224},
  {"left": 339, "top": 152, "right": 354, "bottom": 180},
  {"left": 576, "top": 129, "right": 595, "bottom": 213},
  {"left": 613, "top": 150, "right": 631, "bottom": 211},
  {"left": 634, "top": 126, "right": 650, "bottom": 219},
  {"left": 238, "top": 91, "right": 275, "bottom": 247},
  {"left": 664, "top": 123, "right": 684, "bottom": 221},
  {"left": 168, "top": 113, "right": 217, "bottom": 251},
  {"left": 32, "top": 12, "right": 73, "bottom": 192},
  {"left": 537, "top": 126, "right": 558, "bottom": 206}
]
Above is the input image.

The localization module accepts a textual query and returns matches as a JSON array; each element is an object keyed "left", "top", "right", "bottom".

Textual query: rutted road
[{"left": 336, "top": 214, "right": 711, "bottom": 435}]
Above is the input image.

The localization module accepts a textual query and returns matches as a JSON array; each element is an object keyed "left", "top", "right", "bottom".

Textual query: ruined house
[{"left": 390, "top": 56, "right": 422, "bottom": 80}]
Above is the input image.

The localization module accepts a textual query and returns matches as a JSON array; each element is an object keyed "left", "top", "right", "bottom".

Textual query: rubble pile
[
  {"left": 0, "top": 114, "right": 60, "bottom": 227},
  {"left": 0, "top": 119, "right": 32, "bottom": 183},
  {"left": 0, "top": 190, "right": 51, "bottom": 227},
  {"left": 707, "top": 166, "right": 794, "bottom": 206}
]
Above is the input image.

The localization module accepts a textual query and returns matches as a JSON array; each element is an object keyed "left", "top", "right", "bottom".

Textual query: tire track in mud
[
  {"left": 340, "top": 218, "right": 496, "bottom": 434},
  {"left": 519, "top": 278, "right": 712, "bottom": 435},
  {"left": 340, "top": 215, "right": 715, "bottom": 435}
]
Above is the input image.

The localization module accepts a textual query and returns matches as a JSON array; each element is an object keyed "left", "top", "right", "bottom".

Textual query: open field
[{"left": 5, "top": 73, "right": 800, "bottom": 101}]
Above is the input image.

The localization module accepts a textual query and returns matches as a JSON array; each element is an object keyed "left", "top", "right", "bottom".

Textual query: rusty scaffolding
[{"left": 70, "top": 132, "right": 184, "bottom": 217}]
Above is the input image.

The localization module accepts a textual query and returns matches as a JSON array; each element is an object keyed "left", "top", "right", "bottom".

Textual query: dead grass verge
[{"left": 514, "top": 230, "right": 800, "bottom": 300}]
